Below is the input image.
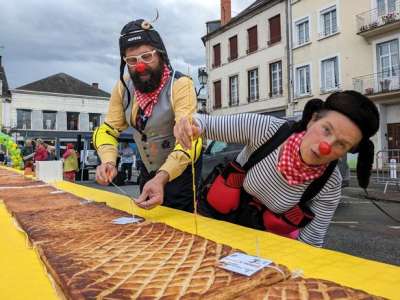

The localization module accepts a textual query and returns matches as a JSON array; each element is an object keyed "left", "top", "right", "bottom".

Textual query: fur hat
[
  {"left": 296, "top": 91, "right": 380, "bottom": 189},
  {"left": 118, "top": 19, "right": 171, "bottom": 108}
]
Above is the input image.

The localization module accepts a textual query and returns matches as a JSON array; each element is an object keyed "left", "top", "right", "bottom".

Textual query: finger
[
  {"left": 136, "top": 188, "right": 149, "bottom": 205},
  {"left": 96, "top": 168, "right": 108, "bottom": 185},
  {"left": 143, "top": 196, "right": 161, "bottom": 210}
]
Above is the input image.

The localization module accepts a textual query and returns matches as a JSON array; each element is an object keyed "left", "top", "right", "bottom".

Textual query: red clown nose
[
  {"left": 135, "top": 62, "right": 147, "bottom": 73},
  {"left": 319, "top": 141, "right": 331, "bottom": 155}
]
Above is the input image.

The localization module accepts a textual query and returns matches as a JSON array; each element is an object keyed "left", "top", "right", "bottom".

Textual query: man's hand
[
  {"left": 135, "top": 171, "right": 169, "bottom": 209},
  {"left": 95, "top": 162, "right": 117, "bottom": 185},
  {"left": 173, "top": 117, "right": 201, "bottom": 150}
]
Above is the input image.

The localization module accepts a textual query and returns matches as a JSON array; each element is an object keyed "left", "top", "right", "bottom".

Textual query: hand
[
  {"left": 95, "top": 162, "right": 117, "bottom": 185},
  {"left": 174, "top": 117, "right": 201, "bottom": 150},
  {"left": 135, "top": 171, "right": 169, "bottom": 209}
]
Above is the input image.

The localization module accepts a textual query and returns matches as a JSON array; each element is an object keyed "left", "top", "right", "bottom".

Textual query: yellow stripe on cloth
[{"left": 0, "top": 202, "right": 58, "bottom": 300}]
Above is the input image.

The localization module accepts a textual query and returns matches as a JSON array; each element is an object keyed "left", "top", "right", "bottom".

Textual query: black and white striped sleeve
[
  {"left": 298, "top": 170, "right": 342, "bottom": 247},
  {"left": 195, "top": 113, "right": 285, "bottom": 149}
]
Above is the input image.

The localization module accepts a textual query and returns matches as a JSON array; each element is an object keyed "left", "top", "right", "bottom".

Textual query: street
[{"left": 79, "top": 177, "right": 400, "bottom": 266}]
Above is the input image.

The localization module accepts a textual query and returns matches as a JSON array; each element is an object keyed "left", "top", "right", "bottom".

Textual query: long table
[{"left": 0, "top": 175, "right": 399, "bottom": 299}]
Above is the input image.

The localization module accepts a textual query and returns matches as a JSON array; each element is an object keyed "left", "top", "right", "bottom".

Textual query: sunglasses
[{"left": 123, "top": 50, "right": 157, "bottom": 67}]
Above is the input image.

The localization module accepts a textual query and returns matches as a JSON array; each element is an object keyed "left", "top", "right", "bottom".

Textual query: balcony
[
  {"left": 356, "top": 4, "right": 400, "bottom": 38},
  {"left": 353, "top": 67, "right": 400, "bottom": 97}
]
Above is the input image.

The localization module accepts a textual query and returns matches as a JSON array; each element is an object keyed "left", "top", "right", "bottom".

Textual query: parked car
[{"left": 201, "top": 141, "right": 243, "bottom": 180}]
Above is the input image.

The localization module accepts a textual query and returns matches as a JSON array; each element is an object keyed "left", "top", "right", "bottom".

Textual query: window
[
  {"left": 377, "top": 0, "right": 396, "bottom": 16},
  {"left": 377, "top": 39, "right": 399, "bottom": 77},
  {"left": 321, "top": 56, "right": 339, "bottom": 92},
  {"left": 248, "top": 68, "right": 259, "bottom": 102},
  {"left": 295, "top": 65, "right": 311, "bottom": 96},
  {"left": 89, "top": 113, "right": 101, "bottom": 131},
  {"left": 268, "top": 15, "right": 281, "bottom": 45},
  {"left": 213, "top": 43, "right": 221, "bottom": 68},
  {"left": 377, "top": 39, "right": 399, "bottom": 91},
  {"left": 295, "top": 17, "right": 310, "bottom": 46},
  {"left": 16, "top": 109, "right": 31, "bottom": 129},
  {"left": 229, "top": 75, "right": 239, "bottom": 106},
  {"left": 320, "top": 5, "right": 337, "bottom": 37},
  {"left": 229, "top": 35, "right": 238, "bottom": 61},
  {"left": 270, "top": 61, "right": 282, "bottom": 97},
  {"left": 213, "top": 80, "right": 222, "bottom": 109},
  {"left": 67, "top": 112, "right": 79, "bottom": 130},
  {"left": 247, "top": 26, "right": 258, "bottom": 54},
  {"left": 42, "top": 111, "right": 56, "bottom": 130}
]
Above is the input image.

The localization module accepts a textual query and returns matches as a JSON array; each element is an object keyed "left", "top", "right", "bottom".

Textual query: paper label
[
  {"left": 218, "top": 252, "right": 272, "bottom": 276},
  {"left": 112, "top": 216, "right": 144, "bottom": 225}
]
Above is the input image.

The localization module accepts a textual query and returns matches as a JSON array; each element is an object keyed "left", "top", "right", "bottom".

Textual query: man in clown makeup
[{"left": 94, "top": 19, "right": 202, "bottom": 212}]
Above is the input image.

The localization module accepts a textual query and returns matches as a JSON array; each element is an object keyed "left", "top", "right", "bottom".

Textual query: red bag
[
  {"left": 263, "top": 204, "right": 315, "bottom": 235},
  {"left": 206, "top": 161, "right": 245, "bottom": 214}
]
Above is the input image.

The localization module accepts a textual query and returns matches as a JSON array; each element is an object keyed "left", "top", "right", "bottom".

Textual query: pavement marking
[
  {"left": 330, "top": 221, "right": 359, "bottom": 224},
  {"left": 387, "top": 226, "right": 400, "bottom": 229}
]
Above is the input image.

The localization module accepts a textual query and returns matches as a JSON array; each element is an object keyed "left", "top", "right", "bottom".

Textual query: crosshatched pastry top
[{"left": 0, "top": 168, "right": 387, "bottom": 300}]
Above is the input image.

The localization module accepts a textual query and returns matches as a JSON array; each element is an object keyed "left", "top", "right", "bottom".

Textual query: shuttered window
[
  {"left": 269, "top": 15, "right": 281, "bottom": 45},
  {"left": 214, "top": 80, "right": 222, "bottom": 108},
  {"left": 229, "top": 35, "right": 238, "bottom": 61},
  {"left": 213, "top": 44, "right": 221, "bottom": 68},
  {"left": 247, "top": 26, "right": 258, "bottom": 53}
]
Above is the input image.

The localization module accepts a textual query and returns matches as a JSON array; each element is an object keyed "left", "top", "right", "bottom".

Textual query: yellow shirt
[{"left": 97, "top": 76, "right": 197, "bottom": 181}]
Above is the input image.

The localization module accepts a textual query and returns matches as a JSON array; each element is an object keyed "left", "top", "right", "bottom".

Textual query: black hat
[
  {"left": 118, "top": 19, "right": 171, "bottom": 108},
  {"left": 297, "top": 91, "right": 380, "bottom": 189}
]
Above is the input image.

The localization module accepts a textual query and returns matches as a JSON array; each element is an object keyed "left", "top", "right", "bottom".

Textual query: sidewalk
[{"left": 343, "top": 173, "right": 400, "bottom": 203}]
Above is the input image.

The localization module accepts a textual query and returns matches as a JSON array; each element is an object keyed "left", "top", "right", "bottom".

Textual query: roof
[
  {"left": 0, "top": 65, "right": 12, "bottom": 98},
  {"left": 202, "top": 0, "right": 278, "bottom": 42},
  {"left": 16, "top": 73, "right": 110, "bottom": 98}
]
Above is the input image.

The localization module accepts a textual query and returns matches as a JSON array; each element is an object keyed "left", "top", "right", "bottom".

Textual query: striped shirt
[{"left": 196, "top": 113, "right": 342, "bottom": 247}]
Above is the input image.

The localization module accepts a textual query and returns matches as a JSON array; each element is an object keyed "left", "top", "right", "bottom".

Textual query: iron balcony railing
[
  {"left": 356, "top": 2, "right": 400, "bottom": 33},
  {"left": 353, "top": 66, "right": 400, "bottom": 95}
]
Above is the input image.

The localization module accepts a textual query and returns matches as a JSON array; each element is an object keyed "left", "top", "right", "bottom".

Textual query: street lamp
[{"left": 196, "top": 67, "right": 208, "bottom": 97}]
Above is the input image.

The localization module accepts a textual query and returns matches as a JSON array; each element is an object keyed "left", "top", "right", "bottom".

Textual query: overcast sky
[{"left": 1, "top": 0, "right": 254, "bottom": 93}]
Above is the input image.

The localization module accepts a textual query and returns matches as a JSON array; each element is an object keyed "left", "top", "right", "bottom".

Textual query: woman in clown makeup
[{"left": 174, "top": 91, "right": 379, "bottom": 247}]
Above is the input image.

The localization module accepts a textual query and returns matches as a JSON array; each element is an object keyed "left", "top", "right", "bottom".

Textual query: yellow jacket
[{"left": 95, "top": 76, "right": 197, "bottom": 181}]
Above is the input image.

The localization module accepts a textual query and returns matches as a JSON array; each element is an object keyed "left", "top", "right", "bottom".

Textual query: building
[
  {"left": 202, "top": 0, "right": 288, "bottom": 117},
  {"left": 3, "top": 73, "right": 110, "bottom": 147},
  {"left": 290, "top": 0, "right": 400, "bottom": 152},
  {"left": 0, "top": 55, "right": 12, "bottom": 129}
]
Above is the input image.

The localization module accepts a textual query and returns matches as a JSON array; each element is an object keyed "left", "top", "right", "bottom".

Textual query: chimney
[
  {"left": 92, "top": 82, "right": 99, "bottom": 89},
  {"left": 221, "top": 0, "right": 231, "bottom": 26}
]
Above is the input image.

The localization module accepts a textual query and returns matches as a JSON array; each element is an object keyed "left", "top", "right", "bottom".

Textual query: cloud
[{"left": 0, "top": 0, "right": 253, "bottom": 92}]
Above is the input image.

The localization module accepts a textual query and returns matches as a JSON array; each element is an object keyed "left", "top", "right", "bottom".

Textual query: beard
[{"left": 129, "top": 62, "right": 164, "bottom": 93}]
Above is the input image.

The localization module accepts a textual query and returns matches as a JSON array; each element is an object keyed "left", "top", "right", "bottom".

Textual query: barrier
[{"left": 375, "top": 149, "right": 400, "bottom": 193}]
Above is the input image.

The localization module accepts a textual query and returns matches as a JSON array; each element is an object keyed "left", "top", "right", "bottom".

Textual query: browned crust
[{"left": 233, "top": 277, "right": 387, "bottom": 300}]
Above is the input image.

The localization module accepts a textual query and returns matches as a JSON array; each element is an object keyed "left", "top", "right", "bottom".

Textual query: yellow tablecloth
[{"left": 0, "top": 177, "right": 399, "bottom": 299}]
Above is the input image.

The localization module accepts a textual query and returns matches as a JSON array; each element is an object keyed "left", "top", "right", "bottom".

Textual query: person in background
[
  {"left": 21, "top": 139, "right": 35, "bottom": 168},
  {"left": 47, "top": 145, "right": 56, "bottom": 160},
  {"left": 120, "top": 142, "right": 134, "bottom": 183},
  {"left": 34, "top": 139, "right": 48, "bottom": 162},
  {"left": 63, "top": 143, "right": 79, "bottom": 182},
  {"left": 0, "top": 150, "right": 5, "bottom": 165}
]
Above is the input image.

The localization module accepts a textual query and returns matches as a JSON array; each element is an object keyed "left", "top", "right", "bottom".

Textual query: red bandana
[
  {"left": 277, "top": 131, "right": 328, "bottom": 185},
  {"left": 135, "top": 64, "right": 171, "bottom": 117}
]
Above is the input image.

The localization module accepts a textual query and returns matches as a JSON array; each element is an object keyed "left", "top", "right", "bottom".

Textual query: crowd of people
[{"left": 0, "top": 138, "right": 80, "bottom": 182}]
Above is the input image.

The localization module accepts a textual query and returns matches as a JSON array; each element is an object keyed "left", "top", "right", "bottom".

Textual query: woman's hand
[
  {"left": 95, "top": 162, "right": 117, "bottom": 185},
  {"left": 174, "top": 117, "right": 202, "bottom": 150}
]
